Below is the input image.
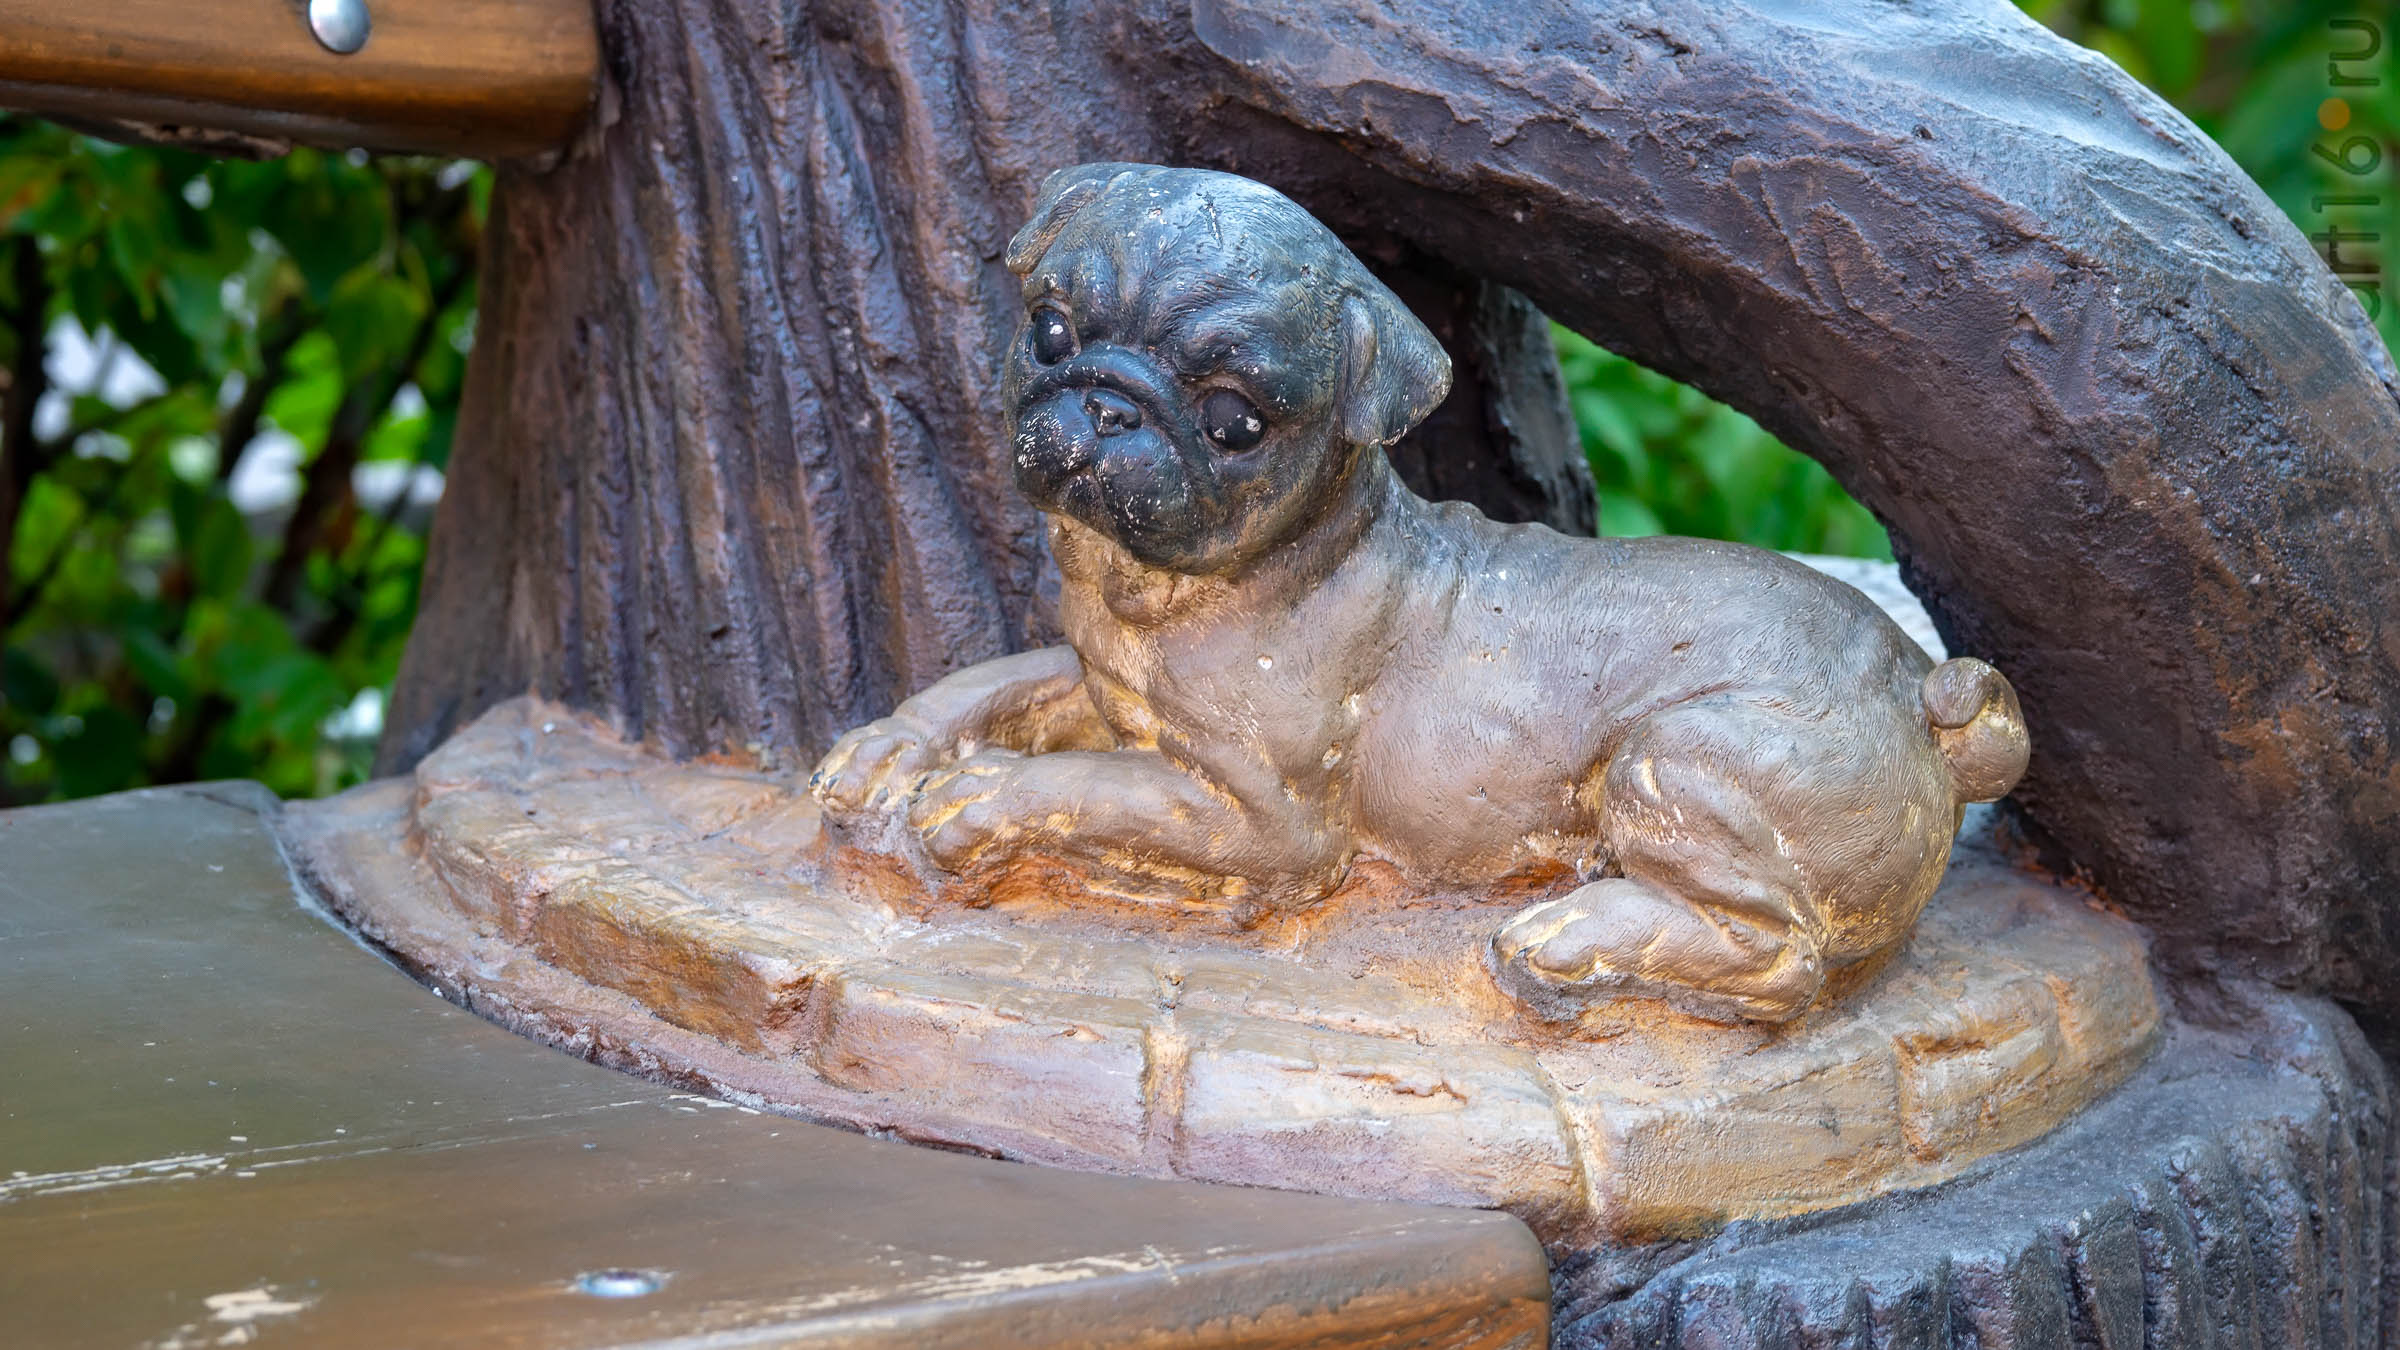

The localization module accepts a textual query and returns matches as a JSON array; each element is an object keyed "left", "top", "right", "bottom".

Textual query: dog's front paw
[
  {"left": 905, "top": 748, "right": 1034, "bottom": 871},
  {"left": 810, "top": 715, "right": 949, "bottom": 813}
]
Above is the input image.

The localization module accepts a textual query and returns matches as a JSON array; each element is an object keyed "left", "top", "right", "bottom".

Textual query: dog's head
[{"left": 1001, "top": 164, "right": 1450, "bottom": 575}]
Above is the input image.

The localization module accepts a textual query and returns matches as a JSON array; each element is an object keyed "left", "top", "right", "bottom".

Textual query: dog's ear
[
  {"left": 1337, "top": 290, "right": 1451, "bottom": 450},
  {"left": 1006, "top": 164, "right": 1128, "bottom": 276}
]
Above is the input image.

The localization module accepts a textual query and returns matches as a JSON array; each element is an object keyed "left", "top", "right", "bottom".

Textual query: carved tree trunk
[
  {"left": 390, "top": 0, "right": 2400, "bottom": 1037},
  {"left": 382, "top": 0, "right": 1587, "bottom": 774}
]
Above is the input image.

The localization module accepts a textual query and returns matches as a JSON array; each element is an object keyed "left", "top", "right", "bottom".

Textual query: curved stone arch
[{"left": 1148, "top": 0, "right": 2400, "bottom": 1025}]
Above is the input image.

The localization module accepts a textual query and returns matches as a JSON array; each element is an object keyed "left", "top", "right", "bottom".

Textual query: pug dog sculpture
[{"left": 812, "top": 163, "right": 2030, "bottom": 1025}]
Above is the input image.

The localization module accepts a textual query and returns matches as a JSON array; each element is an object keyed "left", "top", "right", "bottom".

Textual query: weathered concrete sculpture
[
  {"left": 812, "top": 164, "right": 2029, "bottom": 1026},
  {"left": 273, "top": 1, "right": 2398, "bottom": 1342},
  {"left": 290, "top": 166, "right": 2162, "bottom": 1258},
  {"left": 10, "top": 0, "right": 2389, "bottom": 1338}
]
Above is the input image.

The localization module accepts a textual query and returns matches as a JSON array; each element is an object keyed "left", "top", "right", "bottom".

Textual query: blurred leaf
[
  {"left": 50, "top": 701, "right": 141, "bottom": 799},
  {"left": 119, "top": 624, "right": 192, "bottom": 705},
  {"left": 265, "top": 153, "right": 391, "bottom": 303},
  {"left": 185, "top": 494, "right": 254, "bottom": 600},
  {"left": 103, "top": 210, "right": 167, "bottom": 320},
  {"left": 2134, "top": 0, "right": 2201, "bottom": 95},
  {"left": 160, "top": 257, "right": 230, "bottom": 352},
  {"left": 0, "top": 645, "right": 59, "bottom": 717},
  {"left": 0, "top": 155, "right": 61, "bottom": 232},
  {"left": 324, "top": 268, "right": 427, "bottom": 383},
  {"left": 265, "top": 332, "right": 345, "bottom": 444},
  {"left": 1598, "top": 495, "right": 1665, "bottom": 538},
  {"left": 11, "top": 476, "right": 79, "bottom": 578}
]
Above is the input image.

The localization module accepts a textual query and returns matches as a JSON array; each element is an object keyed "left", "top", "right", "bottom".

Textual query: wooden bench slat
[
  {"left": 0, "top": 784, "right": 1550, "bottom": 1349},
  {"left": 0, "top": 0, "right": 599, "bottom": 157}
]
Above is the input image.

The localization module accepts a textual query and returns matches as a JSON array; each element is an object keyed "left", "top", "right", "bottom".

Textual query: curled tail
[{"left": 1921, "top": 658, "right": 2029, "bottom": 803}]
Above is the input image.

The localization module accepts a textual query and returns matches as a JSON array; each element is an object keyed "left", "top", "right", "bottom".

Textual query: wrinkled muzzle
[{"left": 1008, "top": 352, "right": 1220, "bottom": 569}]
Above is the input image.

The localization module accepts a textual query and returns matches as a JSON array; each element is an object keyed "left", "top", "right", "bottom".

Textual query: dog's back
[{"left": 1348, "top": 495, "right": 1937, "bottom": 885}]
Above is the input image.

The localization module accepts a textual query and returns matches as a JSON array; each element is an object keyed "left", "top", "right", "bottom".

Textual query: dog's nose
[{"left": 1082, "top": 388, "right": 1143, "bottom": 437}]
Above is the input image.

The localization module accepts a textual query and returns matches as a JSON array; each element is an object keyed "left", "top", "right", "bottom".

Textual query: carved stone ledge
[{"left": 284, "top": 694, "right": 2158, "bottom": 1248}]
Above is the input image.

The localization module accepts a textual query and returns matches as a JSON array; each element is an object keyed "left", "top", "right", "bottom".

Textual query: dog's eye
[
  {"left": 1030, "top": 307, "right": 1077, "bottom": 365},
  {"left": 1201, "top": 389, "right": 1266, "bottom": 452}
]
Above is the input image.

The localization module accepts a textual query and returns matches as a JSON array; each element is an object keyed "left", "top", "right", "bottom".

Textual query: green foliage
[
  {"left": 0, "top": 117, "right": 479, "bottom": 804},
  {"left": 1557, "top": 329, "right": 1894, "bottom": 559}
]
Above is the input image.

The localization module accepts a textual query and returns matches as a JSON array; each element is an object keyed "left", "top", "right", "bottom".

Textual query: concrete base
[{"left": 286, "top": 695, "right": 2162, "bottom": 1249}]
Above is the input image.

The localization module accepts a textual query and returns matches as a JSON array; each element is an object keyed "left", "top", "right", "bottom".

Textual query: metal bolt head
[
  {"left": 573, "top": 1269, "right": 665, "bottom": 1299},
  {"left": 307, "top": 0, "right": 371, "bottom": 55}
]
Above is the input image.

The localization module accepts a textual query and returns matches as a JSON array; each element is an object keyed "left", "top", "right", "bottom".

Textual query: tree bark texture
[
  {"left": 389, "top": 0, "right": 2400, "bottom": 1032},
  {"left": 385, "top": 0, "right": 1587, "bottom": 775}
]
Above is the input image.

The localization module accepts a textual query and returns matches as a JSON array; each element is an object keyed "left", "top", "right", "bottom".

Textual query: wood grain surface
[
  {"left": 0, "top": 784, "right": 1549, "bottom": 1349},
  {"left": 0, "top": 0, "right": 597, "bottom": 157}
]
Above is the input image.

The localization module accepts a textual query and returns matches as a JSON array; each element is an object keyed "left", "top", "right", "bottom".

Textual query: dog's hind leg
[{"left": 1492, "top": 703, "right": 1839, "bottom": 1024}]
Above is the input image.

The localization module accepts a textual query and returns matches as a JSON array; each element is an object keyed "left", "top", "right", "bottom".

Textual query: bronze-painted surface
[
  {"left": 0, "top": 0, "right": 598, "bottom": 158},
  {"left": 380, "top": 0, "right": 2400, "bottom": 1049},
  {"left": 287, "top": 698, "right": 2157, "bottom": 1247},
  {"left": 0, "top": 784, "right": 1549, "bottom": 1349},
  {"left": 811, "top": 165, "right": 2030, "bottom": 1027}
]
